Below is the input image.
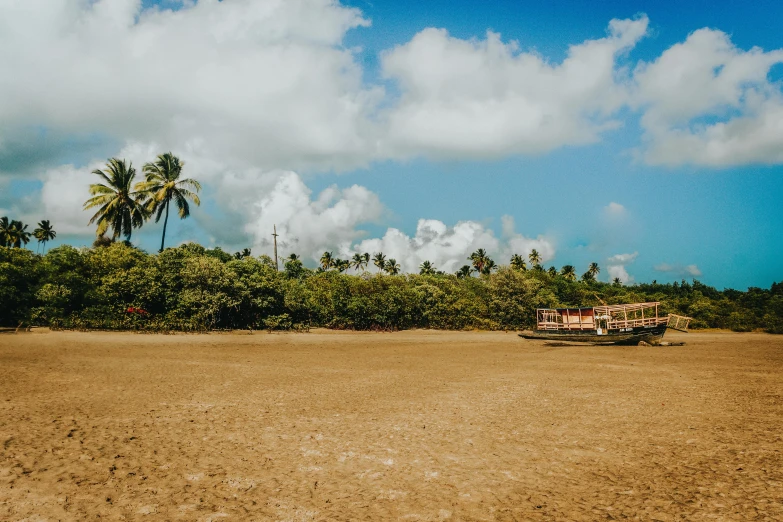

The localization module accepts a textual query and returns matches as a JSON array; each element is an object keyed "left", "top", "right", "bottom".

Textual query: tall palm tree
[
  {"left": 560, "top": 265, "right": 576, "bottom": 281},
  {"left": 373, "top": 252, "right": 386, "bottom": 273},
  {"left": 547, "top": 266, "right": 557, "bottom": 277},
  {"left": 33, "top": 220, "right": 56, "bottom": 253},
  {"left": 528, "top": 249, "right": 541, "bottom": 266},
  {"left": 320, "top": 251, "right": 334, "bottom": 271},
  {"left": 283, "top": 253, "right": 306, "bottom": 279},
  {"left": 384, "top": 258, "right": 400, "bottom": 275},
  {"left": 482, "top": 259, "right": 498, "bottom": 275},
  {"left": 8, "top": 220, "right": 31, "bottom": 248},
  {"left": 613, "top": 277, "right": 622, "bottom": 286},
  {"left": 84, "top": 158, "right": 147, "bottom": 241},
  {"left": 510, "top": 254, "right": 526, "bottom": 271},
  {"left": 469, "top": 248, "right": 489, "bottom": 275},
  {"left": 456, "top": 265, "right": 473, "bottom": 279},
  {"left": 137, "top": 152, "right": 201, "bottom": 252},
  {"left": 352, "top": 253, "right": 369, "bottom": 272},
  {"left": 587, "top": 262, "right": 600, "bottom": 279},
  {"left": 419, "top": 260, "right": 436, "bottom": 275},
  {"left": 335, "top": 259, "right": 351, "bottom": 272},
  {"left": 0, "top": 217, "right": 11, "bottom": 247},
  {"left": 234, "top": 248, "right": 252, "bottom": 260}
]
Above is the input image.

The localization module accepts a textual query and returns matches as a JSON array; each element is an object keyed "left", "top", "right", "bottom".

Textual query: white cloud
[
  {"left": 606, "top": 251, "right": 638, "bottom": 283},
  {"left": 2, "top": 3, "right": 782, "bottom": 176},
  {"left": 0, "top": 0, "right": 380, "bottom": 172},
  {"left": 379, "top": 16, "right": 649, "bottom": 159},
  {"left": 607, "top": 251, "right": 638, "bottom": 264},
  {"left": 607, "top": 264, "right": 632, "bottom": 284},
  {"left": 240, "top": 171, "right": 384, "bottom": 263},
  {"left": 501, "top": 215, "right": 556, "bottom": 263},
  {"left": 352, "top": 216, "right": 554, "bottom": 274},
  {"left": 603, "top": 202, "right": 627, "bottom": 217},
  {"left": 654, "top": 263, "right": 703, "bottom": 277},
  {"left": 634, "top": 28, "right": 783, "bottom": 166}
]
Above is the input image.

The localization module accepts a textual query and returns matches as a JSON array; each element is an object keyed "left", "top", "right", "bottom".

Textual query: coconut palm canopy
[
  {"left": 137, "top": 152, "right": 201, "bottom": 252},
  {"left": 84, "top": 158, "right": 148, "bottom": 241}
]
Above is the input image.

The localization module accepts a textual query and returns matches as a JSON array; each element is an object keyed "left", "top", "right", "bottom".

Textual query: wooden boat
[{"left": 518, "top": 302, "right": 691, "bottom": 345}]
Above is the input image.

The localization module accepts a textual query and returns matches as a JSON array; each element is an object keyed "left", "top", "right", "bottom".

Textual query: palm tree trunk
[{"left": 160, "top": 199, "right": 170, "bottom": 252}]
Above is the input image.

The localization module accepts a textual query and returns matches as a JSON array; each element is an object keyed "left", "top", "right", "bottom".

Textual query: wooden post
[{"left": 272, "top": 225, "right": 279, "bottom": 271}]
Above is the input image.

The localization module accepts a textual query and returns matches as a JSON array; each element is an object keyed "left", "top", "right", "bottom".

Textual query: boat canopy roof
[{"left": 539, "top": 302, "right": 661, "bottom": 314}]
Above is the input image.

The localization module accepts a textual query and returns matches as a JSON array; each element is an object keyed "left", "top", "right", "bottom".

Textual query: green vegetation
[
  {"left": 84, "top": 154, "right": 201, "bottom": 246},
  {"left": 1, "top": 243, "right": 780, "bottom": 333},
  {"left": 1, "top": 153, "right": 778, "bottom": 334}
]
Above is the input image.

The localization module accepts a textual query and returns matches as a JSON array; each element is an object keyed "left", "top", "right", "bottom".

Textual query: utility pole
[{"left": 272, "top": 224, "right": 279, "bottom": 271}]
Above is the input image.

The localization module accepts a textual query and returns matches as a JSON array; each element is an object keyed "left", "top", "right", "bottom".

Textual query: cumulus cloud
[
  {"left": 1, "top": 3, "right": 782, "bottom": 177},
  {"left": 607, "top": 251, "right": 638, "bottom": 265},
  {"left": 634, "top": 28, "right": 783, "bottom": 166},
  {"left": 242, "top": 171, "right": 384, "bottom": 264},
  {"left": 603, "top": 202, "right": 627, "bottom": 217},
  {"left": 351, "top": 215, "right": 554, "bottom": 274},
  {"left": 607, "top": 264, "right": 632, "bottom": 284},
  {"left": 379, "top": 16, "right": 649, "bottom": 159},
  {"left": 606, "top": 251, "right": 638, "bottom": 283},
  {"left": 0, "top": 0, "right": 380, "bottom": 172},
  {"left": 654, "top": 263, "right": 703, "bottom": 277},
  {"left": 241, "top": 182, "right": 556, "bottom": 273}
]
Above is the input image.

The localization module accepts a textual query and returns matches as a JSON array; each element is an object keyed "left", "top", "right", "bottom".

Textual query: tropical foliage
[
  {"left": 137, "top": 152, "right": 201, "bottom": 252},
  {"left": 1, "top": 242, "right": 780, "bottom": 334},
  {"left": 84, "top": 158, "right": 148, "bottom": 241},
  {"left": 33, "top": 220, "right": 56, "bottom": 253},
  {"left": 0, "top": 217, "right": 34, "bottom": 248}
]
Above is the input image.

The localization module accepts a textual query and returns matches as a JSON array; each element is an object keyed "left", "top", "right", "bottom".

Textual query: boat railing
[
  {"left": 606, "top": 316, "right": 667, "bottom": 329},
  {"left": 666, "top": 314, "right": 692, "bottom": 331}
]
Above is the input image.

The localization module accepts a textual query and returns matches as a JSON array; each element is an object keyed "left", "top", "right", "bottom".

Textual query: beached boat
[{"left": 518, "top": 302, "right": 691, "bottom": 345}]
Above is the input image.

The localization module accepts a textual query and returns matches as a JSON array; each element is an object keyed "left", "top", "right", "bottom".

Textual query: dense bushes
[{"left": 0, "top": 243, "right": 780, "bottom": 332}]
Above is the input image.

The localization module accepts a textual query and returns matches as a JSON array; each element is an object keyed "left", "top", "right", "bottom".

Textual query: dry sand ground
[{"left": 0, "top": 330, "right": 781, "bottom": 521}]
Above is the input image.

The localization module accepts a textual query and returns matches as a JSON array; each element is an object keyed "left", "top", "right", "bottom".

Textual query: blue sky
[{"left": 2, "top": 0, "right": 782, "bottom": 289}]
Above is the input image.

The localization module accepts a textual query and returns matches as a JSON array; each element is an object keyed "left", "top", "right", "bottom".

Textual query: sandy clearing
[{"left": 0, "top": 329, "right": 781, "bottom": 521}]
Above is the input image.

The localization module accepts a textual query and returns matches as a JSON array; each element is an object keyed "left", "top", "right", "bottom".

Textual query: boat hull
[{"left": 518, "top": 324, "right": 668, "bottom": 345}]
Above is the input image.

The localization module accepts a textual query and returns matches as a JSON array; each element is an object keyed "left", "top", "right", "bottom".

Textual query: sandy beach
[{"left": 0, "top": 329, "right": 781, "bottom": 520}]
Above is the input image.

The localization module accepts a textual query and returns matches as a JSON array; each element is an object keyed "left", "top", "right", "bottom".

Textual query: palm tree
[
  {"left": 352, "top": 253, "right": 369, "bottom": 272},
  {"left": 528, "top": 249, "right": 541, "bottom": 266},
  {"left": 560, "top": 265, "right": 576, "bottom": 281},
  {"left": 284, "top": 253, "right": 305, "bottom": 278},
  {"left": 8, "top": 220, "right": 31, "bottom": 248},
  {"left": 234, "top": 248, "right": 251, "bottom": 260},
  {"left": 84, "top": 158, "right": 148, "bottom": 241},
  {"left": 384, "top": 258, "right": 400, "bottom": 275},
  {"left": 0, "top": 217, "right": 11, "bottom": 247},
  {"left": 510, "top": 254, "right": 526, "bottom": 271},
  {"left": 320, "top": 251, "right": 334, "bottom": 271},
  {"left": 613, "top": 277, "right": 622, "bottom": 286},
  {"left": 548, "top": 266, "right": 557, "bottom": 277},
  {"left": 587, "top": 262, "right": 600, "bottom": 280},
  {"left": 33, "top": 220, "right": 56, "bottom": 253},
  {"left": 482, "top": 259, "right": 498, "bottom": 275},
  {"left": 456, "top": 265, "right": 473, "bottom": 279},
  {"left": 373, "top": 252, "right": 386, "bottom": 273},
  {"left": 469, "top": 248, "right": 489, "bottom": 275},
  {"left": 419, "top": 260, "right": 436, "bottom": 275},
  {"left": 137, "top": 153, "right": 201, "bottom": 252},
  {"left": 335, "top": 259, "right": 351, "bottom": 272}
]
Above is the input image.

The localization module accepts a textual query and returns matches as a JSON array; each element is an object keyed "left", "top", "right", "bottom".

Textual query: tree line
[
  {"left": 1, "top": 152, "right": 779, "bottom": 333},
  {"left": 1, "top": 241, "right": 780, "bottom": 333}
]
